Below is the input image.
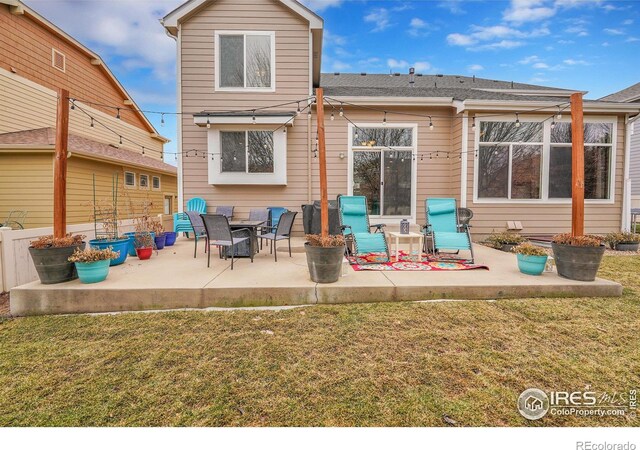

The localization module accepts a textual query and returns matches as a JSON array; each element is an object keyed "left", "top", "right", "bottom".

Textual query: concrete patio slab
[{"left": 10, "top": 237, "right": 622, "bottom": 316}]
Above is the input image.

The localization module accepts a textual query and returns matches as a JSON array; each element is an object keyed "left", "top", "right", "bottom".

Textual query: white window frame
[
  {"left": 473, "top": 115, "right": 617, "bottom": 205},
  {"left": 214, "top": 30, "right": 276, "bottom": 93},
  {"left": 347, "top": 123, "right": 418, "bottom": 223},
  {"left": 152, "top": 175, "right": 161, "bottom": 191},
  {"left": 124, "top": 171, "right": 136, "bottom": 189},
  {"left": 207, "top": 126, "right": 287, "bottom": 185},
  {"left": 139, "top": 174, "right": 150, "bottom": 190}
]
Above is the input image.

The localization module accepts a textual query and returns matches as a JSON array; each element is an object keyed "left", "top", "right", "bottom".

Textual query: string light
[
  {"left": 339, "top": 105, "right": 344, "bottom": 117},
  {"left": 551, "top": 120, "right": 556, "bottom": 130},
  {"left": 515, "top": 113, "right": 521, "bottom": 128},
  {"left": 116, "top": 108, "right": 121, "bottom": 120},
  {"left": 429, "top": 116, "right": 434, "bottom": 131},
  {"left": 70, "top": 99, "right": 75, "bottom": 110},
  {"left": 471, "top": 115, "right": 476, "bottom": 131},
  {"left": 142, "top": 147, "right": 145, "bottom": 155},
  {"left": 330, "top": 107, "right": 335, "bottom": 121},
  {"left": 119, "top": 136, "right": 123, "bottom": 145},
  {"left": 90, "top": 117, "right": 94, "bottom": 128},
  {"left": 383, "top": 111, "right": 387, "bottom": 127},
  {"left": 206, "top": 118, "right": 211, "bottom": 129},
  {"left": 252, "top": 110, "right": 256, "bottom": 125},
  {"left": 161, "top": 113, "right": 165, "bottom": 127},
  {"left": 296, "top": 102, "right": 301, "bottom": 115},
  {"left": 556, "top": 107, "right": 562, "bottom": 120}
]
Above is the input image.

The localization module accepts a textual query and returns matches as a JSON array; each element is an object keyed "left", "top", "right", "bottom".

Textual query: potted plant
[
  {"left": 551, "top": 233, "right": 605, "bottom": 282},
  {"left": 513, "top": 242, "right": 548, "bottom": 276},
  {"left": 88, "top": 200, "right": 129, "bottom": 266},
  {"left": 134, "top": 232, "right": 155, "bottom": 260},
  {"left": 151, "top": 219, "right": 166, "bottom": 250},
  {"left": 68, "top": 247, "right": 119, "bottom": 284},
  {"left": 28, "top": 234, "right": 85, "bottom": 284},
  {"left": 124, "top": 197, "right": 156, "bottom": 256},
  {"left": 486, "top": 231, "right": 528, "bottom": 252},
  {"left": 604, "top": 232, "right": 640, "bottom": 252},
  {"left": 304, "top": 234, "right": 346, "bottom": 283}
]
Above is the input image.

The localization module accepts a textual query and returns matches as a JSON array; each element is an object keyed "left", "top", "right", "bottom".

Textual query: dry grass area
[
  {"left": 0, "top": 292, "right": 9, "bottom": 317},
  {"left": 0, "top": 256, "right": 638, "bottom": 427}
]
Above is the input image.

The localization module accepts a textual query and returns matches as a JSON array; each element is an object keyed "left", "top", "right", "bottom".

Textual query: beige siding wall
[
  {"left": 630, "top": 121, "right": 640, "bottom": 198},
  {"left": 463, "top": 113, "right": 625, "bottom": 236},
  {"left": 0, "top": 69, "right": 163, "bottom": 158},
  {"left": 0, "top": 152, "right": 53, "bottom": 228},
  {"left": 180, "top": 0, "right": 312, "bottom": 230}
]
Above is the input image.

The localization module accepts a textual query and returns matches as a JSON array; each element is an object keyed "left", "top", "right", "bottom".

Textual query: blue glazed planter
[
  {"left": 154, "top": 233, "right": 167, "bottom": 250},
  {"left": 88, "top": 238, "right": 129, "bottom": 266},
  {"left": 164, "top": 231, "right": 177, "bottom": 246},
  {"left": 75, "top": 259, "right": 110, "bottom": 284},
  {"left": 517, "top": 253, "right": 548, "bottom": 276}
]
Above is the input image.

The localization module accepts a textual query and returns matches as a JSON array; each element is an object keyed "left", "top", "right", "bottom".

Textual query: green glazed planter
[
  {"left": 75, "top": 259, "right": 110, "bottom": 284},
  {"left": 516, "top": 253, "right": 548, "bottom": 276}
]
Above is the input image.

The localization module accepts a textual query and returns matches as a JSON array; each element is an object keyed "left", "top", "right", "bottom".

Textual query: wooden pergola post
[
  {"left": 54, "top": 88, "right": 70, "bottom": 239},
  {"left": 315, "top": 88, "right": 329, "bottom": 238},
  {"left": 570, "top": 92, "right": 585, "bottom": 237}
]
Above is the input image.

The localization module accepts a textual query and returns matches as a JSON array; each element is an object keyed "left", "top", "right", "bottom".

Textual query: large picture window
[
  {"left": 477, "top": 122, "right": 543, "bottom": 199},
  {"left": 220, "top": 131, "right": 274, "bottom": 174},
  {"left": 217, "top": 32, "right": 274, "bottom": 90},
  {"left": 475, "top": 119, "right": 615, "bottom": 202}
]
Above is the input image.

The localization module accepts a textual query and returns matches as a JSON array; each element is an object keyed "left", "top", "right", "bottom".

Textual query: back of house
[
  {"left": 0, "top": 0, "right": 177, "bottom": 228},
  {"left": 164, "top": 0, "right": 640, "bottom": 237}
]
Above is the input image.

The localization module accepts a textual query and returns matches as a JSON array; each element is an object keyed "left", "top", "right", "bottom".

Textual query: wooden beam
[
  {"left": 53, "top": 88, "right": 70, "bottom": 239},
  {"left": 315, "top": 88, "right": 329, "bottom": 238},
  {"left": 571, "top": 92, "right": 585, "bottom": 237}
]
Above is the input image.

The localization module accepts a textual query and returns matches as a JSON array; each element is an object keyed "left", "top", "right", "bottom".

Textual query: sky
[{"left": 24, "top": 0, "right": 640, "bottom": 160}]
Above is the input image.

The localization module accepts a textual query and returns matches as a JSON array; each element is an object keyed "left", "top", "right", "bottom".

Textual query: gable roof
[
  {"left": 0, "top": 128, "right": 177, "bottom": 175},
  {"left": 600, "top": 82, "right": 640, "bottom": 103},
  {"left": 0, "top": 0, "right": 168, "bottom": 143}
]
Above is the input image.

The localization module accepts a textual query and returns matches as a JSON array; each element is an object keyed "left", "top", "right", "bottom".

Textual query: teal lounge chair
[
  {"left": 338, "top": 195, "right": 389, "bottom": 265},
  {"left": 423, "top": 198, "right": 474, "bottom": 263},
  {"left": 174, "top": 197, "right": 207, "bottom": 236}
]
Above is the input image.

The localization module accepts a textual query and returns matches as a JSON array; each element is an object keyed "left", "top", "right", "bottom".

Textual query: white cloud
[
  {"left": 414, "top": 61, "right": 432, "bottom": 72},
  {"left": 447, "top": 33, "right": 476, "bottom": 46},
  {"left": 447, "top": 24, "right": 549, "bottom": 49},
  {"left": 503, "top": 0, "right": 556, "bottom": 23},
  {"left": 364, "top": 8, "right": 392, "bottom": 32},
  {"left": 331, "top": 60, "right": 351, "bottom": 72},
  {"left": 604, "top": 28, "right": 625, "bottom": 35},
  {"left": 623, "top": 19, "right": 634, "bottom": 25},
  {"left": 408, "top": 17, "right": 432, "bottom": 36},
  {"left": 387, "top": 58, "right": 409, "bottom": 70},
  {"left": 358, "top": 57, "right": 382, "bottom": 66},
  {"left": 410, "top": 18, "right": 427, "bottom": 29},
  {"left": 558, "top": 39, "right": 575, "bottom": 44},
  {"left": 323, "top": 30, "right": 347, "bottom": 47},
  {"left": 300, "top": 0, "right": 343, "bottom": 11},
  {"left": 467, "top": 64, "right": 484, "bottom": 72},
  {"left": 473, "top": 40, "right": 524, "bottom": 50},
  {"left": 563, "top": 58, "right": 588, "bottom": 65},
  {"left": 532, "top": 62, "right": 550, "bottom": 69},
  {"left": 438, "top": 0, "right": 466, "bottom": 14},
  {"left": 519, "top": 55, "right": 541, "bottom": 64},
  {"left": 26, "top": 0, "right": 181, "bottom": 81},
  {"left": 626, "top": 37, "right": 640, "bottom": 43}
]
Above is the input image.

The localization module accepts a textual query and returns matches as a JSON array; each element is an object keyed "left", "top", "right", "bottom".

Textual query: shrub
[
  {"left": 486, "top": 231, "right": 527, "bottom": 248},
  {"left": 30, "top": 234, "right": 85, "bottom": 249},
  {"left": 68, "top": 247, "right": 119, "bottom": 263},
  {"left": 513, "top": 242, "right": 548, "bottom": 257},
  {"left": 552, "top": 233, "right": 604, "bottom": 247},
  {"left": 604, "top": 232, "right": 640, "bottom": 246},
  {"left": 306, "top": 234, "right": 345, "bottom": 247}
]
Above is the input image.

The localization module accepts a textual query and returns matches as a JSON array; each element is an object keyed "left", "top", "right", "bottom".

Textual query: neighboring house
[
  {"left": 600, "top": 83, "right": 640, "bottom": 209},
  {"left": 163, "top": 0, "right": 640, "bottom": 236},
  {"left": 0, "top": 0, "right": 177, "bottom": 229}
]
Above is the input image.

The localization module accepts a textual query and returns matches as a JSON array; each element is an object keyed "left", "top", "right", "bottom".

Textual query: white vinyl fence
[{"left": 0, "top": 215, "right": 172, "bottom": 291}]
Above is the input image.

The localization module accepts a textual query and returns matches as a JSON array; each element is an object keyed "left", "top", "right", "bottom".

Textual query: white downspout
[
  {"left": 622, "top": 114, "right": 634, "bottom": 231},
  {"left": 460, "top": 112, "right": 469, "bottom": 207},
  {"left": 175, "top": 26, "right": 184, "bottom": 213}
]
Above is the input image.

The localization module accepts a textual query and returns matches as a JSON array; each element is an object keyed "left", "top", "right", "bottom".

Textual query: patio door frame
[{"left": 347, "top": 122, "right": 418, "bottom": 224}]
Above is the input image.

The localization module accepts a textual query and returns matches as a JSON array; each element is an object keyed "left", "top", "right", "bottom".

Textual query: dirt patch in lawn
[{"left": 0, "top": 292, "right": 9, "bottom": 317}]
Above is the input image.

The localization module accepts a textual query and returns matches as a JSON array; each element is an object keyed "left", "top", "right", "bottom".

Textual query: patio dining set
[{"left": 173, "top": 195, "right": 476, "bottom": 270}]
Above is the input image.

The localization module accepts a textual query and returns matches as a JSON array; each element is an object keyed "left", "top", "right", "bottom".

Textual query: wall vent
[{"left": 52, "top": 49, "right": 66, "bottom": 72}]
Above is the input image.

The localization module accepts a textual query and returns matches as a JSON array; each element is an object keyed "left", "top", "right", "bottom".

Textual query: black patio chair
[
  {"left": 201, "top": 214, "right": 252, "bottom": 269},
  {"left": 258, "top": 211, "right": 297, "bottom": 262},
  {"left": 186, "top": 211, "right": 208, "bottom": 258},
  {"left": 249, "top": 208, "right": 270, "bottom": 250}
]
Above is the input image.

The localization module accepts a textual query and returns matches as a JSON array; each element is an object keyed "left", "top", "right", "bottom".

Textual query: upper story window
[
  {"left": 152, "top": 176, "right": 161, "bottom": 190},
  {"left": 124, "top": 171, "right": 136, "bottom": 188},
  {"left": 215, "top": 31, "right": 275, "bottom": 91},
  {"left": 139, "top": 174, "right": 149, "bottom": 189}
]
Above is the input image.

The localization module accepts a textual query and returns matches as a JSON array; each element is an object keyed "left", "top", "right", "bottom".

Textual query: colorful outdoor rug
[{"left": 349, "top": 251, "right": 489, "bottom": 271}]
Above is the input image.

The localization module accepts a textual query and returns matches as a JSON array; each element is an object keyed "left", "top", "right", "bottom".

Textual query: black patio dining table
[{"left": 223, "top": 220, "right": 266, "bottom": 258}]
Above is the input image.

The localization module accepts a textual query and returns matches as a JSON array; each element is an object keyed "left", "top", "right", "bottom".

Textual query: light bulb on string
[
  {"left": 252, "top": 110, "right": 256, "bottom": 124},
  {"left": 161, "top": 114, "right": 165, "bottom": 127},
  {"left": 383, "top": 111, "right": 387, "bottom": 127},
  {"left": 70, "top": 100, "right": 75, "bottom": 110},
  {"left": 116, "top": 108, "right": 121, "bottom": 120},
  {"left": 471, "top": 115, "right": 476, "bottom": 131},
  {"left": 90, "top": 117, "right": 94, "bottom": 128},
  {"left": 142, "top": 147, "right": 145, "bottom": 155},
  {"left": 515, "top": 113, "right": 521, "bottom": 128},
  {"left": 206, "top": 118, "right": 211, "bottom": 129},
  {"left": 551, "top": 120, "right": 556, "bottom": 130},
  {"left": 119, "top": 136, "right": 123, "bottom": 145},
  {"left": 296, "top": 102, "right": 301, "bottom": 115},
  {"left": 556, "top": 107, "right": 562, "bottom": 120},
  {"left": 429, "top": 116, "right": 434, "bottom": 131},
  {"left": 339, "top": 105, "right": 344, "bottom": 117}
]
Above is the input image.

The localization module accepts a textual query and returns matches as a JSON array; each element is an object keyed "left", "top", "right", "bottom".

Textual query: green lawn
[{"left": 0, "top": 256, "right": 639, "bottom": 427}]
